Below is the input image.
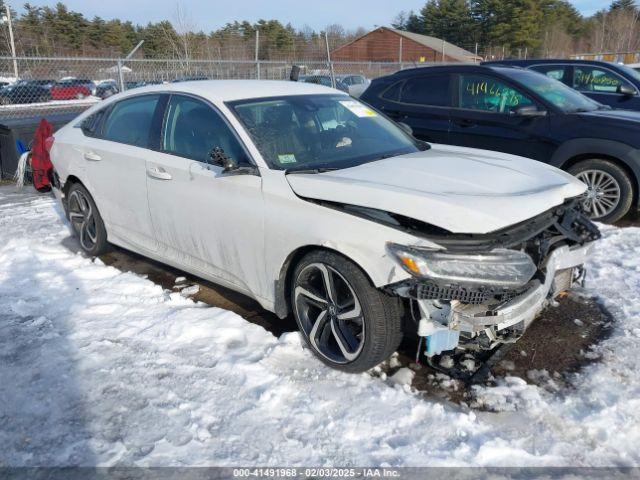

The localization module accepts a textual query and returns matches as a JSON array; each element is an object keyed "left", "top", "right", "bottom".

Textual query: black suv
[
  {"left": 483, "top": 59, "right": 640, "bottom": 112},
  {"left": 361, "top": 64, "right": 640, "bottom": 222},
  {"left": 0, "top": 80, "right": 52, "bottom": 104}
]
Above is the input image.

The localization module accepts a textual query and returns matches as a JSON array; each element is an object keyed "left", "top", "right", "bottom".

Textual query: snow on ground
[
  {"left": 1, "top": 185, "right": 640, "bottom": 467},
  {"left": 0, "top": 97, "right": 99, "bottom": 113}
]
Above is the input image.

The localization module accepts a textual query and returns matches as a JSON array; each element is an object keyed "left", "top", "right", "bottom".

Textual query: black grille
[
  {"left": 413, "top": 283, "right": 492, "bottom": 304},
  {"left": 411, "top": 281, "right": 528, "bottom": 305}
]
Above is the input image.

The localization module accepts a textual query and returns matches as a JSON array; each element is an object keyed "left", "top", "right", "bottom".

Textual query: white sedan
[{"left": 50, "top": 80, "right": 599, "bottom": 372}]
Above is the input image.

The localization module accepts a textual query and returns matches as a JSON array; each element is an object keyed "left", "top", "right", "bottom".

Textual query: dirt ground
[
  {"left": 386, "top": 294, "right": 613, "bottom": 404},
  {"left": 99, "top": 246, "right": 615, "bottom": 402}
]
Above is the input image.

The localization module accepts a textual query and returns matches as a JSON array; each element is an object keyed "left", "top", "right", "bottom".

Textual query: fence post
[
  {"left": 475, "top": 43, "right": 478, "bottom": 63},
  {"left": 5, "top": 5, "right": 18, "bottom": 78},
  {"left": 442, "top": 39, "right": 446, "bottom": 62},
  {"left": 399, "top": 36, "right": 403, "bottom": 71},
  {"left": 325, "top": 32, "right": 335, "bottom": 89},
  {"left": 117, "top": 59, "right": 125, "bottom": 92},
  {"left": 255, "top": 30, "right": 260, "bottom": 80}
]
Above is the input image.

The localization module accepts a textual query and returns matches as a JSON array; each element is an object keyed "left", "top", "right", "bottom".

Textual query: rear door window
[
  {"left": 80, "top": 109, "right": 107, "bottom": 137},
  {"left": 399, "top": 74, "right": 452, "bottom": 106},
  {"left": 381, "top": 81, "right": 403, "bottom": 102},
  {"left": 102, "top": 94, "right": 162, "bottom": 148},
  {"left": 530, "top": 64, "right": 568, "bottom": 82}
]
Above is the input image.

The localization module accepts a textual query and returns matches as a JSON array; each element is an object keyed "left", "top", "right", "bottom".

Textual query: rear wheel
[
  {"left": 291, "top": 250, "right": 403, "bottom": 373},
  {"left": 568, "top": 159, "right": 634, "bottom": 223},
  {"left": 75, "top": 92, "right": 86, "bottom": 100},
  {"left": 67, "top": 183, "right": 108, "bottom": 256}
]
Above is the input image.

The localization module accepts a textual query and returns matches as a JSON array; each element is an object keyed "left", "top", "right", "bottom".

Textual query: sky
[{"left": 17, "top": 0, "right": 609, "bottom": 32}]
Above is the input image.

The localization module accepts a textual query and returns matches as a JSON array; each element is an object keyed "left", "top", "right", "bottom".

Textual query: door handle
[
  {"left": 454, "top": 119, "right": 476, "bottom": 128},
  {"left": 147, "top": 166, "right": 172, "bottom": 180},
  {"left": 83, "top": 151, "right": 101, "bottom": 161}
]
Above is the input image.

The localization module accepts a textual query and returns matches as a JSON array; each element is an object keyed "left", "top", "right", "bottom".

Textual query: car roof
[
  {"left": 116, "top": 79, "right": 340, "bottom": 101},
  {"left": 483, "top": 58, "right": 623, "bottom": 68},
  {"left": 387, "top": 63, "right": 513, "bottom": 77}
]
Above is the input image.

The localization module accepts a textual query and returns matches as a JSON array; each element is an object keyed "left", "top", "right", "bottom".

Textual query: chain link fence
[{"left": 0, "top": 55, "right": 411, "bottom": 121}]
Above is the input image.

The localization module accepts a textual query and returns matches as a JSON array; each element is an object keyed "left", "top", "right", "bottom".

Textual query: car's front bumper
[
  {"left": 391, "top": 241, "right": 595, "bottom": 338},
  {"left": 447, "top": 242, "right": 595, "bottom": 334}
]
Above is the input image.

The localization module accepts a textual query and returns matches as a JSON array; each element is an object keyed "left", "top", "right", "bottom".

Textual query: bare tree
[{"left": 173, "top": 2, "right": 197, "bottom": 61}]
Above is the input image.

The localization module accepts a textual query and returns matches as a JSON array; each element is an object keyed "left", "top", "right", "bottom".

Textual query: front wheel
[
  {"left": 569, "top": 159, "right": 634, "bottom": 223},
  {"left": 291, "top": 250, "right": 403, "bottom": 373},
  {"left": 67, "top": 183, "right": 109, "bottom": 256}
]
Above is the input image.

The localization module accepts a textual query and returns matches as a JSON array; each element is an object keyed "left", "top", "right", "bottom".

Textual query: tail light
[{"left": 45, "top": 135, "right": 55, "bottom": 152}]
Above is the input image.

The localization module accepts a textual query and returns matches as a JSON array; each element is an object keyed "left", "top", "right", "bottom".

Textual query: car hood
[
  {"left": 577, "top": 109, "right": 640, "bottom": 124},
  {"left": 286, "top": 144, "right": 586, "bottom": 234}
]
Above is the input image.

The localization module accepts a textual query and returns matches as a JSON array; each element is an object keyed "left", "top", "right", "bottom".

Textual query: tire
[
  {"left": 66, "top": 183, "right": 109, "bottom": 256},
  {"left": 75, "top": 92, "right": 86, "bottom": 100},
  {"left": 568, "top": 159, "right": 634, "bottom": 223},
  {"left": 291, "top": 250, "right": 403, "bottom": 373}
]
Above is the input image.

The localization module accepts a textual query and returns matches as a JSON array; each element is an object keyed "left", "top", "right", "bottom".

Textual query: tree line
[
  {"left": 393, "top": 0, "right": 640, "bottom": 58},
  {"left": 0, "top": 1, "right": 637, "bottom": 60},
  {"left": 0, "top": 1, "right": 365, "bottom": 59}
]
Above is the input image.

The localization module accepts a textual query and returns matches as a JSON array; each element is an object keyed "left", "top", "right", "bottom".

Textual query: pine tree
[
  {"left": 611, "top": 0, "right": 637, "bottom": 11},
  {"left": 420, "top": 0, "right": 477, "bottom": 46}
]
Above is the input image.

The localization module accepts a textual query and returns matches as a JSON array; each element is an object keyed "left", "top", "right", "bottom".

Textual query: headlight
[{"left": 388, "top": 244, "right": 537, "bottom": 288}]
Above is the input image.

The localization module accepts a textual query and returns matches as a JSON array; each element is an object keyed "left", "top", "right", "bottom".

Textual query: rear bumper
[{"left": 448, "top": 242, "right": 594, "bottom": 333}]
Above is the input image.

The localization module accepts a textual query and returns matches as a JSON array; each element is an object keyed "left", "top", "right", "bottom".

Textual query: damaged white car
[{"left": 49, "top": 80, "right": 600, "bottom": 372}]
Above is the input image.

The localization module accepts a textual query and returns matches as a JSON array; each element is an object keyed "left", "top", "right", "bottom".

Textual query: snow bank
[{"left": 1, "top": 186, "right": 639, "bottom": 467}]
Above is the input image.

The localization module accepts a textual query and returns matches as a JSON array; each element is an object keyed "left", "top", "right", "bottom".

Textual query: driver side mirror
[
  {"left": 514, "top": 105, "right": 547, "bottom": 117},
  {"left": 209, "top": 146, "right": 238, "bottom": 172},
  {"left": 617, "top": 84, "right": 637, "bottom": 96},
  {"left": 397, "top": 121, "right": 413, "bottom": 136},
  {"left": 208, "top": 146, "right": 258, "bottom": 176}
]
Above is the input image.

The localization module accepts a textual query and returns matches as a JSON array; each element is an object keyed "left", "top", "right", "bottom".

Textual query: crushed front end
[{"left": 387, "top": 199, "right": 600, "bottom": 358}]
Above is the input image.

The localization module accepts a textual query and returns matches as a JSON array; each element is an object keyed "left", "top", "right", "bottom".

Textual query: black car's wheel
[
  {"left": 291, "top": 250, "right": 403, "bottom": 373},
  {"left": 568, "top": 159, "right": 634, "bottom": 223},
  {"left": 67, "top": 183, "right": 108, "bottom": 256},
  {"left": 0, "top": 96, "right": 10, "bottom": 105}
]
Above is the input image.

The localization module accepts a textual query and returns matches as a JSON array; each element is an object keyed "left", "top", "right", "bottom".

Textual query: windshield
[
  {"left": 228, "top": 94, "right": 423, "bottom": 171},
  {"left": 618, "top": 64, "right": 640, "bottom": 83},
  {"left": 500, "top": 68, "right": 601, "bottom": 113}
]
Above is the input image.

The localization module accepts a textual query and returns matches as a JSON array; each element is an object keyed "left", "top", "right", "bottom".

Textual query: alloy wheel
[
  {"left": 68, "top": 189, "right": 98, "bottom": 251},
  {"left": 575, "top": 169, "right": 621, "bottom": 219},
  {"left": 294, "top": 263, "right": 364, "bottom": 364}
]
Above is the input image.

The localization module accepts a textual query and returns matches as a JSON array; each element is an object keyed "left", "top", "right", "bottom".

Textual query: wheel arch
[
  {"left": 62, "top": 174, "right": 84, "bottom": 194},
  {"left": 273, "top": 244, "right": 377, "bottom": 319},
  {"left": 60, "top": 174, "right": 84, "bottom": 213},
  {"left": 551, "top": 138, "right": 640, "bottom": 207}
]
